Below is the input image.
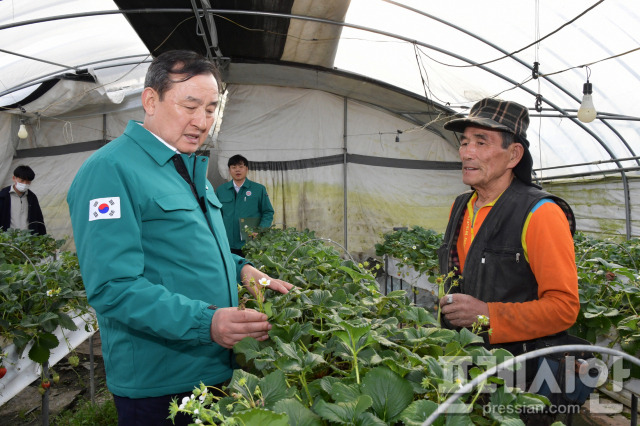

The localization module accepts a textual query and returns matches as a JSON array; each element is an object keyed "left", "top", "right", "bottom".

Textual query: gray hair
[{"left": 144, "top": 50, "right": 221, "bottom": 100}]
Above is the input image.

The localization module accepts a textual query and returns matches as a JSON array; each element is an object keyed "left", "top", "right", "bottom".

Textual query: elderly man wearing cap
[{"left": 438, "top": 98, "right": 580, "bottom": 355}]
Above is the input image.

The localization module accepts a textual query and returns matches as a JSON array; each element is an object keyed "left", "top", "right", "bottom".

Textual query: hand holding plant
[
  {"left": 435, "top": 270, "right": 459, "bottom": 325},
  {"left": 239, "top": 265, "right": 294, "bottom": 314},
  {"left": 243, "top": 277, "right": 271, "bottom": 314}
]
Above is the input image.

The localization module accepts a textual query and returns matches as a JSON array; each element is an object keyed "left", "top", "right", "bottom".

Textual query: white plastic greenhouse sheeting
[
  {"left": 0, "top": 104, "right": 145, "bottom": 251},
  {"left": 216, "top": 84, "right": 469, "bottom": 257},
  {"left": 0, "top": 309, "right": 97, "bottom": 407},
  {"left": 3, "top": 0, "right": 639, "bottom": 177},
  {"left": 337, "top": 0, "right": 640, "bottom": 177}
]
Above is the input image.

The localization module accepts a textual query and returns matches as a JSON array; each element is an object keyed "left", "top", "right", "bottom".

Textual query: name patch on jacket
[{"left": 89, "top": 197, "right": 121, "bottom": 221}]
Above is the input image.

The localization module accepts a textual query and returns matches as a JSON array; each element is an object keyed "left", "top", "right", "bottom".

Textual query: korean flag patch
[{"left": 89, "top": 197, "right": 121, "bottom": 221}]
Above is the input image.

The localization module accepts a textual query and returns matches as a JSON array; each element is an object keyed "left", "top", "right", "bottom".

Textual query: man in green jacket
[
  {"left": 216, "top": 154, "right": 274, "bottom": 256},
  {"left": 67, "top": 50, "right": 291, "bottom": 426}
]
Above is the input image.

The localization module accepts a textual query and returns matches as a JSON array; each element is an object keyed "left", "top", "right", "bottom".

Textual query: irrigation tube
[
  {"left": 0, "top": 242, "right": 43, "bottom": 287},
  {"left": 422, "top": 344, "right": 640, "bottom": 426}
]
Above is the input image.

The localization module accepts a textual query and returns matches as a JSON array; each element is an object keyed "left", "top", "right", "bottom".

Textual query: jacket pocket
[
  {"left": 216, "top": 191, "right": 233, "bottom": 204},
  {"left": 479, "top": 247, "right": 534, "bottom": 302},
  {"left": 154, "top": 193, "right": 199, "bottom": 212},
  {"left": 206, "top": 191, "right": 222, "bottom": 209},
  {"left": 142, "top": 193, "right": 200, "bottom": 222}
]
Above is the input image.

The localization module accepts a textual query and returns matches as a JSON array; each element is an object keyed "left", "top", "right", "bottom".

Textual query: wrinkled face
[
  {"left": 458, "top": 126, "right": 518, "bottom": 191},
  {"left": 142, "top": 73, "right": 219, "bottom": 154},
  {"left": 229, "top": 163, "right": 248, "bottom": 183}
]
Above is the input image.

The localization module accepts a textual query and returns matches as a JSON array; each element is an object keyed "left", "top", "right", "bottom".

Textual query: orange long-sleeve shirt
[{"left": 456, "top": 192, "right": 580, "bottom": 344}]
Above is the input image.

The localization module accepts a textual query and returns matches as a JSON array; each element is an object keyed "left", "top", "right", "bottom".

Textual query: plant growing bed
[
  {"left": 376, "top": 227, "right": 443, "bottom": 313},
  {"left": 0, "top": 230, "right": 95, "bottom": 407},
  {"left": 169, "top": 227, "right": 553, "bottom": 425}
]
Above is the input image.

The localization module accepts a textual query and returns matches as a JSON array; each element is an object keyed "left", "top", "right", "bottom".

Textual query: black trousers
[
  {"left": 230, "top": 248, "right": 244, "bottom": 256},
  {"left": 114, "top": 390, "right": 195, "bottom": 426},
  {"left": 113, "top": 383, "right": 226, "bottom": 426}
]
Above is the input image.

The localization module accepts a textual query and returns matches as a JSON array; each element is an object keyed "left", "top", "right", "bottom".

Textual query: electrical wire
[
  {"left": 153, "top": 16, "right": 195, "bottom": 52},
  {"left": 382, "top": 0, "right": 605, "bottom": 69},
  {"left": 540, "top": 46, "right": 640, "bottom": 78},
  {"left": 534, "top": 0, "right": 543, "bottom": 180},
  {"left": 3, "top": 3, "right": 637, "bottom": 146}
]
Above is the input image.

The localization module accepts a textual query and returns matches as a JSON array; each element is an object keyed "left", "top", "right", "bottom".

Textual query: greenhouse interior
[{"left": 0, "top": 0, "right": 639, "bottom": 425}]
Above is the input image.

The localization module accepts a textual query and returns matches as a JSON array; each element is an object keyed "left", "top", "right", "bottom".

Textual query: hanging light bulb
[
  {"left": 577, "top": 81, "right": 597, "bottom": 123},
  {"left": 17, "top": 123, "right": 28, "bottom": 139}
]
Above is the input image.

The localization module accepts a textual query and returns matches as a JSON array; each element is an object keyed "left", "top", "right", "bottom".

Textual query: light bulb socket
[{"left": 582, "top": 82, "right": 593, "bottom": 95}]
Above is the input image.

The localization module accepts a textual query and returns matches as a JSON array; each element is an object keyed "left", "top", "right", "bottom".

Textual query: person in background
[
  {"left": 67, "top": 50, "right": 292, "bottom": 426},
  {"left": 438, "top": 98, "right": 579, "bottom": 359},
  {"left": 216, "top": 154, "right": 274, "bottom": 256},
  {"left": 0, "top": 165, "right": 46, "bottom": 235}
]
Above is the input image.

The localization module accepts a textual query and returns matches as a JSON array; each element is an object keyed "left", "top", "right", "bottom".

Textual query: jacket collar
[
  {"left": 229, "top": 178, "right": 253, "bottom": 190},
  {"left": 124, "top": 121, "right": 179, "bottom": 166}
]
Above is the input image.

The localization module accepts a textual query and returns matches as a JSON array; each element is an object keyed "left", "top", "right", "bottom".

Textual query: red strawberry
[
  {"left": 41, "top": 380, "right": 51, "bottom": 389},
  {"left": 0, "top": 367, "right": 6, "bottom": 379}
]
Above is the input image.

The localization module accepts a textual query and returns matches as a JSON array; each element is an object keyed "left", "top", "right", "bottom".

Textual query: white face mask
[{"left": 15, "top": 182, "right": 30, "bottom": 192}]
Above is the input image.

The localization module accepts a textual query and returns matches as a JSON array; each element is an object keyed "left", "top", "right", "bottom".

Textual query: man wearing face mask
[{"left": 0, "top": 165, "right": 46, "bottom": 235}]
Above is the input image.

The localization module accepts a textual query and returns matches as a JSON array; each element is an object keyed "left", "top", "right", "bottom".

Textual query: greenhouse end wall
[{"left": 544, "top": 175, "right": 640, "bottom": 240}]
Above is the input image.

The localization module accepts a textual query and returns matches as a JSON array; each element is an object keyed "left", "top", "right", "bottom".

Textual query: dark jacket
[
  {"left": 0, "top": 185, "right": 47, "bottom": 235},
  {"left": 438, "top": 178, "right": 575, "bottom": 350}
]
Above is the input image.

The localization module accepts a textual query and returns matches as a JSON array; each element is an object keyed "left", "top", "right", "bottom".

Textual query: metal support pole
[
  {"left": 343, "top": 97, "right": 348, "bottom": 251},
  {"left": 383, "top": 256, "right": 389, "bottom": 295},
  {"left": 631, "top": 393, "right": 638, "bottom": 426},
  {"left": 102, "top": 113, "right": 107, "bottom": 143},
  {"left": 89, "top": 334, "right": 95, "bottom": 404}
]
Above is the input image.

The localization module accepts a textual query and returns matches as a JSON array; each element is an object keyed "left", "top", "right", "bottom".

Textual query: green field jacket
[
  {"left": 215, "top": 178, "right": 274, "bottom": 250},
  {"left": 67, "top": 121, "right": 248, "bottom": 398}
]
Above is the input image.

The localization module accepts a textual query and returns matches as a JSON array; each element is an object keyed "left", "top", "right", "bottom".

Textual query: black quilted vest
[{"left": 438, "top": 178, "right": 575, "bottom": 349}]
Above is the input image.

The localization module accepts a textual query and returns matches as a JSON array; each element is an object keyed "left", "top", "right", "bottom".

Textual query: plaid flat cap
[
  {"left": 444, "top": 98, "right": 530, "bottom": 147},
  {"left": 444, "top": 98, "right": 534, "bottom": 184}
]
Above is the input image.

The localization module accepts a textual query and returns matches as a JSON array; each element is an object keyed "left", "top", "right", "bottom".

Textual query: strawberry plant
[
  {"left": 0, "top": 230, "right": 93, "bottom": 368},
  {"left": 571, "top": 232, "right": 640, "bottom": 377},
  {"left": 375, "top": 226, "right": 442, "bottom": 276},
  {"left": 170, "top": 227, "right": 547, "bottom": 424}
]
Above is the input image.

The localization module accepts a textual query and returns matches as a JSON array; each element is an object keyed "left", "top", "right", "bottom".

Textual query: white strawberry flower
[{"left": 259, "top": 277, "right": 270, "bottom": 287}]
